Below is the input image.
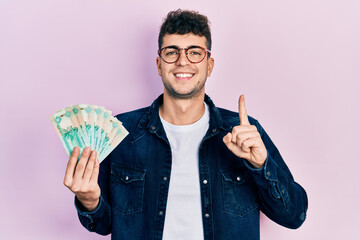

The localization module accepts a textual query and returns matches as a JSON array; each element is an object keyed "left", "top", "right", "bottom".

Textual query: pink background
[{"left": 1, "top": 0, "right": 359, "bottom": 239}]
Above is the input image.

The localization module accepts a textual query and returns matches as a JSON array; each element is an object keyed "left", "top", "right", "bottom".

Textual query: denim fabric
[{"left": 75, "top": 94, "right": 308, "bottom": 240}]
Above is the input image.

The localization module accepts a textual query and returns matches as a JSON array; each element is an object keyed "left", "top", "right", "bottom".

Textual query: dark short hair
[{"left": 158, "top": 9, "right": 212, "bottom": 50}]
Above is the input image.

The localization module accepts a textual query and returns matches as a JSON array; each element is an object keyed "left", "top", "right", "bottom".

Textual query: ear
[
  {"left": 207, "top": 57, "right": 214, "bottom": 77},
  {"left": 156, "top": 57, "right": 162, "bottom": 76}
]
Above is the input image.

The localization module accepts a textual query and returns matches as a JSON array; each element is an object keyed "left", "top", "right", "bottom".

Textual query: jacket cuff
[
  {"left": 243, "top": 151, "right": 268, "bottom": 173},
  {"left": 244, "top": 151, "right": 278, "bottom": 180},
  {"left": 245, "top": 152, "right": 291, "bottom": 209},
  {"left": 75, "top": 196, "right": 105, "bottom": 231}
]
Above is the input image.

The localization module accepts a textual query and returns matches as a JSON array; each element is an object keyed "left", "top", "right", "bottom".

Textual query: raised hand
[
  {"left": 64, "top": 147, "right": 101, "bottom": 211},
  {"left": 223, "top": 95, "right": 267, "bottom": 168}
]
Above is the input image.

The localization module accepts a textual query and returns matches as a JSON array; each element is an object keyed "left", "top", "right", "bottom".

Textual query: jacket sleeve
[
  {"left": 74, "top": 157, "right": 112, "bottom": 235},
  {"left": 244, "top": 119, "right": 308, "bottom": 229}
]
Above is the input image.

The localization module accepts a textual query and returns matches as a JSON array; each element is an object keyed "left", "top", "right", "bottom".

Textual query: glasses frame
[{"left": 158, "top": 45, "right": 211, "bottom": 64}]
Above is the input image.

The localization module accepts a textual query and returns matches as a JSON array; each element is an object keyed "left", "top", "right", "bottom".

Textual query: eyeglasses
[{"left": 158, "top": 46, "right": 211, "bottom": 64}]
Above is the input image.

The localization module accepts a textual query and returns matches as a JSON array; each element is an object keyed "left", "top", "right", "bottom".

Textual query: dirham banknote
[{"left": 50, "top": 104, "right": 128, "bottom": 162}]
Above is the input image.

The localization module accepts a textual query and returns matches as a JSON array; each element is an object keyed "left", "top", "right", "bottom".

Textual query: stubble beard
[{"left": 162, "top": 78, "right": 207, "bottom": 100}]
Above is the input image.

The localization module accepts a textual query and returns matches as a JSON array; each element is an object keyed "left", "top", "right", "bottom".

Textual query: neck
[{"left": 159, "top": 91, "right": 206, "bottom": 125}]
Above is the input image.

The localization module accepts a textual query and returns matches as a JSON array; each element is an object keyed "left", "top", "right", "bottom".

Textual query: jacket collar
[{"left": 138, "top": 94, "right": 232, "bottom": 132}]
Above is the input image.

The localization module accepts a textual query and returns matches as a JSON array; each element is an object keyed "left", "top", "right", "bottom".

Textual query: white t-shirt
[{"left": 160, "top": 103, "right": 210, "bottom": 240}]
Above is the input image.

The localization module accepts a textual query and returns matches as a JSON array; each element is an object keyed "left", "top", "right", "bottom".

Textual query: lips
[{"left": 174, "top": 73, "right": 195, "bottom": 80}]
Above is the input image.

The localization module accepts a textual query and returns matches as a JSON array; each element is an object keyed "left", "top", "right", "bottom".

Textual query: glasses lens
[
  {"left": 161, "top": 47, "right": 179, "bottom": 63},
  {"left": 187, "top": 47, "right": 206, "bottom": 63}
]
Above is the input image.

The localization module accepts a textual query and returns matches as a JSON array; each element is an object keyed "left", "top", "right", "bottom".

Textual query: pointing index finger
[{"left": 239, "top": 95, "right": 250, "bottom": 125}]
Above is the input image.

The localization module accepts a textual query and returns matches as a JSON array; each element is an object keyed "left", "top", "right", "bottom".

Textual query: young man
[{"left": 64, "top": 10, "right": 308, "bottom": 240}]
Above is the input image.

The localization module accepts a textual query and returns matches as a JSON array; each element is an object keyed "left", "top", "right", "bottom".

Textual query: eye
[
  {"left": 166, "top": 51, "right": 177, "bottom": 55},
  {"left": 165, "top": 49, "right": 179, "bottom": 56},
  {"left": 188, "top": 49, "right": 203, "bottom": 55}
]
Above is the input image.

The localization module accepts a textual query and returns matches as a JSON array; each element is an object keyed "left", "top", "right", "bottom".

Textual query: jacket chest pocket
[
  {"left": 221, "top": 169, "right": 259, "bottom": 217},
  {"left": 110, "top": 164, "right": 146, "bottom": 215}
]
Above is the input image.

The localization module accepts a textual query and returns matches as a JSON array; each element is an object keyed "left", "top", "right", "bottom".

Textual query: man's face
[{"left": 156, "top": 33, "right": 214, "bottom": 100}]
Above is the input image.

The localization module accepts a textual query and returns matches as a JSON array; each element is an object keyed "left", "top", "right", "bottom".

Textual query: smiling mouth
[{"left": 174, "top": 73, "right": 195, "bottom": 80}]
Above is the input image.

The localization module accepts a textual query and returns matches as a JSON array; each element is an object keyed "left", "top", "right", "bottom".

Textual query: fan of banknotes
[{"left": 50, "top": 104, "right": 128, "bottom": 162}]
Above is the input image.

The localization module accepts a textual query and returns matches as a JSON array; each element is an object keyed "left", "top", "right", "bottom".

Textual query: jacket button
[
  {"left": 151, "top": 126, "right": 156, "bottom": 130},
  {"left": 236, "top": 176, "right": 241, "bottom": 181},
  {"left": 212, "top": 128, "right": 217, "bottom": 133},
  {"left": 266, "top": 171, "right": 271, "bottom": 176},
  {"left": 203, "top": 180, "right": 208, "bottom": 184},
  {"left": 163, "top": 177, "right": 168, "bottom": 181},
  {"left": 205, "top": 213, "right": 210, "bottom": 218},
  {"left": 159, "top": 211, "right": 164, "bottom": 216}
]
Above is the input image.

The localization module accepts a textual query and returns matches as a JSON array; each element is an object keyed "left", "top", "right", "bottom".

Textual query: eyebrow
[{"left": 164, "top": 45, "right": 203, "bottom": 49}]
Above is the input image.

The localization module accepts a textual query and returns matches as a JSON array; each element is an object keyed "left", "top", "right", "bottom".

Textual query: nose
[{"left": 175, "top": 49, "right": 190, "bottom": 66}]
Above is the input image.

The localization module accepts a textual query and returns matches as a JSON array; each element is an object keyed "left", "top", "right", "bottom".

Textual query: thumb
[
  {"left": 223, "top": 132, "right": 231, "bottom": 143},
  {"left": 223, "top": 133, "right": 237, "bottom": 152}
]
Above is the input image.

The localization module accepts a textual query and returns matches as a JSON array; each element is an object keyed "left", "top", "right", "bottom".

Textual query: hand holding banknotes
[
  {"left": 64, "top": 146, "right": 101, "bottom": 211},
  {"left": 50, "top": 104, "right": 129, "bottom": 210}
]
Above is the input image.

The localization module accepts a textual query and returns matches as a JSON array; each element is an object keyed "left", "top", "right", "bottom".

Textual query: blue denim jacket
[{"left": 75, "top": 94, "right": 308, "bottom": 240}]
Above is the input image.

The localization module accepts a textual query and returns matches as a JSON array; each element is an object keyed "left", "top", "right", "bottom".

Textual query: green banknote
[{"left": 50, "top": 104, "right": 128, "bottom": 162}]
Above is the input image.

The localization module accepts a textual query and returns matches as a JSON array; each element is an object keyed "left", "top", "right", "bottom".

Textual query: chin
[
  {"left": 166, "top": 88, "right": 204, "bottom": 100},
  {"left": 163, "top": 78, "right": 206, "bottom": 100}
]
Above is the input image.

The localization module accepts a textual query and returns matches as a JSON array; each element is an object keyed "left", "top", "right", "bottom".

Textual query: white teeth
[{"left": 175, "top": 73, "right": 193, "bottom": 78}]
